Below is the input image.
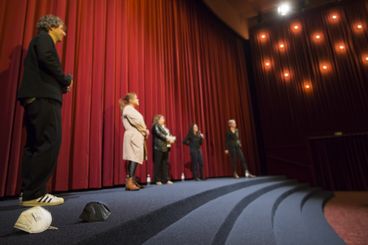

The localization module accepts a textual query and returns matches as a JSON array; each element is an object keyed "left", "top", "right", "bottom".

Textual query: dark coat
[
  {"left": 183, "top": 133, "right": 203, "bottom": 150},
  {"left": 225, "top": 129, "right": 242, "bottom": 150},
  {"left": 17, "top": 30, "right": 72, "bottom": 104},
  {"left": 152, "top": 123, "right": 169, "bottom": 152}
]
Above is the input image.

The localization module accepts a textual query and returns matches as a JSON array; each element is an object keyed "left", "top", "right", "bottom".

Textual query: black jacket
[
  {"left": 225, "top": 129, "right": 242, "bottom": 150},
  {"left": 183, "top": 133, "right": 203, "bottom": 150},
  {"left": 17, "top": 30, "right": 72, "bottom": 104},
  {"left": 152, "top": 124, "right": 169, "bottom": 152}
]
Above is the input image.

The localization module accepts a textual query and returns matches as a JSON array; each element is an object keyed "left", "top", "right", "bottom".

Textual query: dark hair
[
  {"left": 187, "top": 123, "right": 199, "bottom": 137},
  {"left": 36, "top": 15, "right": 65, "bottom": 33},
  {"left": 119, "top": 93, "right": 137, "bottom": 111}
]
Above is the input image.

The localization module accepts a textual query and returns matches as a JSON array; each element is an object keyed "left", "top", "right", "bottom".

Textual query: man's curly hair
[{"left": 36, "top": 15, "right": 65, "bottom": 32}]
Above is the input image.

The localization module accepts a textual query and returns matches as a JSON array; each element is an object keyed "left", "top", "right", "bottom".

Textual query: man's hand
[{"left": 225, "top": 150, "right": 229, "bottom": 154}]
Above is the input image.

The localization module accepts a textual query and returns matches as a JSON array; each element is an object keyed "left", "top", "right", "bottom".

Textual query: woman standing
[
  {"left": 120, "top": 93, "right": 149, "bottom": 191},
  {"left": 225, "top": 119, "right": 254, "bottom": 178},
  {"left": 183, "top": 124, "right": 205, "bottom": 180},
  {"left": 152, "top": 115, "right": 176, "bottom": 185}
]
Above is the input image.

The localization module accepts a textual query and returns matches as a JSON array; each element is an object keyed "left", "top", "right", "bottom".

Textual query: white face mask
[{"left": 14, "top": 206, "right": 55, "bottom": 233}]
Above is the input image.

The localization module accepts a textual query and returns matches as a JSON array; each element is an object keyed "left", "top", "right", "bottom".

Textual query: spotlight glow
[
  {"left": 362, "top": 54, "right": 368, "bottom": 64},
  {"left": 335, "top": 42, "right": 348, "bottom": 54},
  {"left": 281, "top": 69, "right": 292, "bottom": 80},
  {"left": 258, "top": 32, "right": 269, "bottom": 43},
  {"left": 278, "top": 2, "right": 292, "bottom": 16},
  {"left": 328, "top": 11, "right": 340, "bottom": 24},
  {"left": 320, "top": 62, "right": 331, "bottom": 74},
  {"left": 312, "top": 32, "right": 324, "bottom": 44},
  {"left": 263, "top": 59, "right": 272, "bottom": 70},
  {"left": 353, "top": 22, "right": 365, "bottom": 33},
  {"left": 303, "top": 81, "right": 313, "bottom": 92},
  {"left": 290, "top": 22, "right": 302, "bottom": 34}
]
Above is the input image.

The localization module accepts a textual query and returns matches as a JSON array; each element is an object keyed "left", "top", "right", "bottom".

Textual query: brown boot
[
  {"left": 126, "top": 177, "right": 140, "bottom": 191},
  {"left": 134, "top": 178, "right": 144, "bottom": 189}
]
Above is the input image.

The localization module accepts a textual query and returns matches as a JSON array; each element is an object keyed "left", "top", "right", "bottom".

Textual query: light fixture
[
  {"left": 362, "top": 54, "right": 368, "bottom": 65},
  {"left": 328, "top": 11, "right": 340, "bottom": 24},
  {"left": 290, "top": 22, "right": 302, "bottom": 34},
  {"left": 278, "top": 2, "right": 292, "bottom": 16},
  {"left": 312, "top": 32, "right": 324, "bottom": 44},
  {"left": 320, "top": 62, "right": 331, "bottom": 74},
  {"left": 281, "top": 69, "right": 292, "bottom": 80},
  {"left": 303, "top": 81, "right": 313, "bottom": 93},
  {"left": 258, "top": 32, "right": 269, "bottom": 43},
  {"left": 335, "top": 42, "right": 347, "bottom": 54},
  {"left": 263, "top": 59, "right": 272, "bottom": 70},
  {"left": 276, "top": 41, "right": 287, "bottom": 52},
  {"left": 353, "top": 22, "right": 365, "bottom": 33}
]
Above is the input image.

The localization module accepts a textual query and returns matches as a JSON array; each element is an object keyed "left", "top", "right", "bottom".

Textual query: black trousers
[
  {"left": 190, "top": 149, "right": 203, "bottom": 179},
  {"left": 229, "top": 147, "right": 248, "bottom": 173},
  {"left": 153, "top": 149, "right": 169, "bottom": 182},
  {"left": 21, "top": 98, "right": 62, "bottom": 201}
]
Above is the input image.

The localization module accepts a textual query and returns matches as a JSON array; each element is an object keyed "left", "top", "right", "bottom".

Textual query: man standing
[
  {"left": 225, "top": 119, "right": 254, "bottom": 178},
  {"left": 17, "top": 15, "right": 73, "bottom": 206}
]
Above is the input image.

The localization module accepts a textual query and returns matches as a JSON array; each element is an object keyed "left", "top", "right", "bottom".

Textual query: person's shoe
[
  {"left": 21, "top": 194, "right": 64, "bottom": 207},
  {"left": 134, "top": 178, "right": 144, "bottom": 189},
  {"left": 167, "top": 180, "right": 174, "bottom": 184},
  {"left": 233, "top": 172, "right": 240, "bottom": 179},
  {"left": 156, "top": 181, "right": 163, "bottom": 185},
  {"left": 245, "top": 170, "right": 256, "bottom": 178},
  {"left": 195, "top": 178, "right": 201, "bottom": 181},
  {"left": 126, "top": 177, "right": 140, "bottom": 191}
]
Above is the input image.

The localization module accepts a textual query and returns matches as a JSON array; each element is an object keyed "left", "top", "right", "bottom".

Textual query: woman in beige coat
[{"left": 119, "top": 93, "right": 149, "bottom": 191}]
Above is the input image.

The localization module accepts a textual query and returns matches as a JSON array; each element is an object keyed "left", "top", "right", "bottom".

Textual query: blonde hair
[
  {"left": 228, "top": 119, "right": 236, "bottom": 125},
  {"left": 119, "top": 92, "right": 137, "bottom": 111},
  {"left": 153, "top": 114, "right": 164, "bottom": 125}
]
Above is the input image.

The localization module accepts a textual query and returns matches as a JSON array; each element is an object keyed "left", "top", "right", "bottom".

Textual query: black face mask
[{"left": 79, "top": 202, "right": 111, "bottom": 222}]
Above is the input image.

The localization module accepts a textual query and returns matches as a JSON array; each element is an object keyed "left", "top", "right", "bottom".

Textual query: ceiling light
[{"left": 278, "top": 2, "right": 292, "bottom": 16}]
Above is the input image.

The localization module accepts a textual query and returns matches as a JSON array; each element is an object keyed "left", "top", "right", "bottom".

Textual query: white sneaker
[
  {"left": 21, "top": 194, "right": 64, "bottom": 207},
  {"left": 156, "top": 181, "right": 163, "bottom": 185},
  {"left": 167, "top": 181, "right": 174, "bottom": 184},
  {"left": 245, "top": 171, "right": 255, "bottom": 178}
]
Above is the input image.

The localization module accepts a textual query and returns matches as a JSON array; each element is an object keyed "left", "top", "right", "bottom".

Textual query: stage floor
[{"left": 0, "top": 177, "right": 344, "bottom": 245}]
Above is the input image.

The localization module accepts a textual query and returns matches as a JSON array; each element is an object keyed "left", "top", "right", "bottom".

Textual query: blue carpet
[{"left": 0, "top": 177, "right": 344, "bottom": 245}]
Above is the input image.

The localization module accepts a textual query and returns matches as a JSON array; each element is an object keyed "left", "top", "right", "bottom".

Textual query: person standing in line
[
  {"left": 152, "top": 115, "right": 176, "bottom": 185},
  {"left": 17, "top": 15, "right": 73, "bottom": 206},
  {"left": 120, "top": 93, "right": 149, "bottom": 191},
  {"left": 225, "top": 119, "right": 254, "bottom": 178},
  {"left": 183, "top": 123, "right": 205, "bottom": 181}
]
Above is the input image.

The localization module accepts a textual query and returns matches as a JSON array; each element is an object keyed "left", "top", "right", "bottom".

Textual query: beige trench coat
[{"left": 122, "top": 105, "right": 147, "bottom": 164}]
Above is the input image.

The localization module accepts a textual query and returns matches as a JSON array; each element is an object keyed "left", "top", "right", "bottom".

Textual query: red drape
[
  {"left": 0, "top": 0, "right": 258, "bottom": 197},
  {"left": 249, "top": 0, "right": 368, "bottom": 187}
]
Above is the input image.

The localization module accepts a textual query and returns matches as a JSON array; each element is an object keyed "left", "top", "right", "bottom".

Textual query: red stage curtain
[
  {"left": 0, "top": 0, "right": 258, "bottom": 197},
  {"left": 249, "top": 0, "right": 368, "bottom": 187}
]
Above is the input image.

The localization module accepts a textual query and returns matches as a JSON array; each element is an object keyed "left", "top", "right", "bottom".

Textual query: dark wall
[{"left": 247, "top": 0, "right": 368, "bottom": 189}]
